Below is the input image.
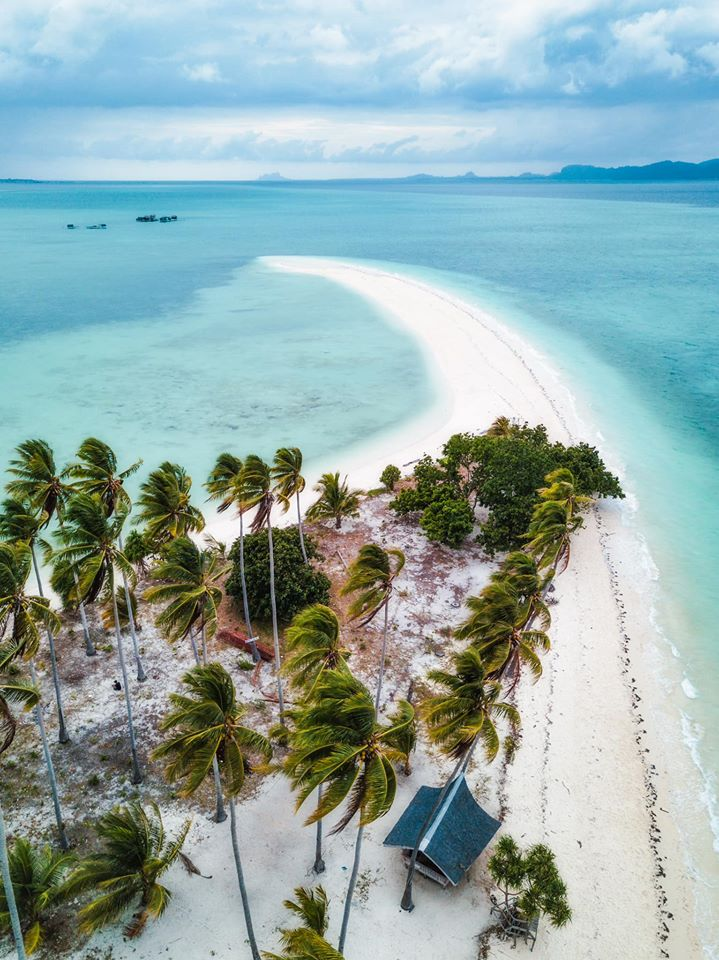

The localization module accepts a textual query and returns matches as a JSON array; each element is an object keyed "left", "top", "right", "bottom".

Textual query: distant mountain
[
  {"left": 0, "top": 178, "right": 40, "bottom": 183},
  {"left": 549, "top": 159, "right": 719, "bottom": 182},
  {"left": 257, "top": 172, "right": 289, "bottom": 181}
]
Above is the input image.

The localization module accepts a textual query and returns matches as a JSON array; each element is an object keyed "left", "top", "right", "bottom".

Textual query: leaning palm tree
[
  {"left": 153, "top": 663, "right": 272, "bottom": 960},
  {"left": 242, "top": 454, "right": 285, "bottom": 722},
  {"left": 206, "top": 453, "right": 257, "bottom": 659},
  {"left": 341, "top": 543, "right": 405, "bottom": 708},
  {"left": 455, "top": 581, "right": 550, "bottom": 690},
  {"left": 0, "top": 517, "right": 69, "bottom": 743},
  {"left": 284, "top": 670, "right": 412, "bottom": 953},
  {"left": 0, "top": 545, "right": 69, "bottom": 848},
  {"left": 0, "top": 837, "right": 74, "bottom": 955},
  {"left": 64, "top": 802, "right": 192, "bottom": 938},
  {"left": 492, "top": 551, "right": 552, "bottom": 631},
  {"left": 134, "top": 461, "right": 205, "bottom": 546},
  {"left": 526, "top": 468, "right": 591, "bottom": 574},
  {"left": 400, "top": 647, "right": 519, "bottom": 912},
  {"left": 6, "top": 439, "right": 94, "bottom": 655},
  {"left": 263, "top": 885, "right": 344, "bottom": 960},
  {"left": 144, "top": 537, "right": 230, "bottom": 822},
  {"left": 284, "top": 604, "right": 350, "bottom": 873},
  {"left": 306, "top": 473, "right": 361, "bottom": 530},
  {"left": 52, "top": 494, "right": 143, "bottom": 783},
  {"left": 272, "top": 448, "right": 309, "bottom": 564},
  {"left": 71, "top": 438, "right": 146, "bottom": 681},
  {"left": 0, "top": 647, "right": 39, "bottom": 960}
]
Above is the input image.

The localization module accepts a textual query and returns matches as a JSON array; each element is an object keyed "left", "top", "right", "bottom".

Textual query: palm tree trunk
[
  {"left": 313, "top": 784, "right": 325, "bottom": 874},
  {"left": 229, "top": 795, "right": 261, "bottom": 960},
  {"left": 338, "top": 824, "right": 364, "bottom": 954},
  {"left": 118, "top": 533, "right": 147, "bottom": 682},
  {"left": 296, "top": 492, "right": 308, "bottom": 564},
  {"left": 400, "top": 740, "right": 478, "bottom": 912},
  {"left": 30, "top": 544, "right": 69, "bottom": 744},
  {"left": 266, "top": 515, "right": 285, "bottom": 724},
  {"left": 0, "top": 801, "right": 27, "bottom": 960},
  {"left": 200, "top": 623, "right": 208, "bottom": 665},
  {"left": 374, "top": 601, "right": 390, "bottom": 711},
  {"left": 109, "top": 568, "right": 143, "bottom": 785},
  {"left": 28, "top": 662, "right": 69, "bottom": 850},
  {"left": 238, "top": 511, "right": 260, "bottom": 663},
  {"left": 57, "top": 517, "right": 95, "bottom": 656},
  {"left": 189, "top": 628, "right": 200, "bottom": 664}
]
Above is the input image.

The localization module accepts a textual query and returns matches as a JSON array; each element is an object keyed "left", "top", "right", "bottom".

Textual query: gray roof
[{"left": 383, "top": 775, "right": 501, "bottom": 885}]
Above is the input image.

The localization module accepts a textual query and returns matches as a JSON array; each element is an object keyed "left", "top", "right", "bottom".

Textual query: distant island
[
  {"left": 257, "top": 172, "right": 289, "bottom": 181},
  {"left": 395, "top": 158, "right": 719, "bottom": 184}
]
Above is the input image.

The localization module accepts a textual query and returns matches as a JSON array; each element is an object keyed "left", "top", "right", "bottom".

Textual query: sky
[{"left": 1, "top": 0, "right": 718, "bottom": 179}]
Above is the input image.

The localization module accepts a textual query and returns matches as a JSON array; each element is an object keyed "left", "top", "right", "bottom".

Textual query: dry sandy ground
[{"left": 0, "top": 259, "right": 705, "bottom": 960}]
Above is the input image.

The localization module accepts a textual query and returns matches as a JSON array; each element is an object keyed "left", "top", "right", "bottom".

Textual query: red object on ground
[{"left": 217, "top": 628, "right": 274, "bottom": 661}]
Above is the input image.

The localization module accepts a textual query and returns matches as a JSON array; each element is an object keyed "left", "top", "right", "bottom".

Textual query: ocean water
[{"left": 1, "top": 180, "right": 718, "bottom": 949}]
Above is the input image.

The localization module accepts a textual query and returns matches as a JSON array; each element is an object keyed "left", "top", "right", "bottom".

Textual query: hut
[{"left": 383, "top": 775, "right": 500, "bottom": 887}]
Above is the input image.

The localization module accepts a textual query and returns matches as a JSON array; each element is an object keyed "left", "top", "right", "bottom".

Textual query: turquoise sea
[{"left": 1, "top": 180, "right": 718, "bottom": 950}]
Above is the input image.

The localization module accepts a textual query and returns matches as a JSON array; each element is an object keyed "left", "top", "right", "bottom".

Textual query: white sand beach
[{"left": 2, "top": 258, "right": 704, "bottom": 960}]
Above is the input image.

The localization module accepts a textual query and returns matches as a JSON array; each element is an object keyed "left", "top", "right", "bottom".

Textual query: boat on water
[{"left": 136, "top": 214, "right": 177, "bottom": 222}]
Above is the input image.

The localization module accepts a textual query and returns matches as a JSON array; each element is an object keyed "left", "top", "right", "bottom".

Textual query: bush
[
  {"left": 419, "top": 497, "right": 475, "bottom": 547},
  {"left": 380, "top": 464, "right": 401, "bottom": 491},
  {"left": 226, "top": 526, "right": 330, "bottom": 624}
]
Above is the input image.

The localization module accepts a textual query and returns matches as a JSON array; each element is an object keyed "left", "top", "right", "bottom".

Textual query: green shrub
[
  {"left": 226, "top": 526, "right": 330, "bottom": 624},
  {"left": 380, "top": 464, "right": 401, "bottom": 491},
  {"left": 419, "top": 497, "right": 475, "bottom": 547}
]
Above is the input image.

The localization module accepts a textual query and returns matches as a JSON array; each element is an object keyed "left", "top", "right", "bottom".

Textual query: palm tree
[
  {"left": 400, "top": 647, "right": 519, "bottom": 912},
  {"left": 242, "top": 454, "right": 285, "bottom": 722},
  {"left": 71, "top": 438, "right": 146, "bottom": 681},
  {"left": 492, "top": 551, "right": 552, "bottom": 631},
  {"left": 0, "top": 646, "right": 39, "bottom": 960},
  {"left": 284, "top": 670, "right": 413, "bottom": 953},
  {"left": 306, "top": 473, "right": 361, "bottom": 530},
  {"left": 0, "top": 544, "right": 69, "bottom": 848},
  {"left": 272, "top": 448, "right": 309, "bottom": 564},
  {"left": 153, "top": 662, "right": 272, "bottom": 960},
  {"left": 144, "top": 537, "right": 230, "bottom": 822},
  {"left": 64, "top": 802, "right": 192, "bottom": 938},
  {"left": 52, "top": 494, "right": 143, "bottom": 783},
  {"left": 526, "top": 468, "right": 591, "bottom": 574},
  {"left": 6, "top": 439, "right": 94, "bottom": 656},
  {"left": 284, "top": 604, "right": 350, "bottom": 873},
  {"left": 134, "top": 461, "right": 205, "bottom": 546},
  {"left": 206, "top": 453, "right": 257, "bottom": 660},
  {"left": 341, "top": 544, "right": 405, "bottom": 708},
  {"left": 263, "top": 885, "right": 344, "bottom": 960},
  {"left": 0, "top": 525, "right": 69, "bottom": 742},
  {"left": 485, "top": 415, "right": 515, "bottom": 437},
  {"left": 455, "top": 581, "right": 550, "bottom": 690},
  {"left": 0, "top": 837, "right": 74, "bottom": 954}
]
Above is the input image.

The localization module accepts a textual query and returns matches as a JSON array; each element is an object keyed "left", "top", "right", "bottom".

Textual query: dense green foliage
[
  {"left": 380, "top": 465, "right": 401, "bottom": 491},
  {"left": 390, "top": 422, "right": 623, "bottom": 552},
  {"left": 227, "top": 526, "right": 330, "bottom": 624},
  {"left": 488, "top": 835, "right": 572, "bottom": 928}
]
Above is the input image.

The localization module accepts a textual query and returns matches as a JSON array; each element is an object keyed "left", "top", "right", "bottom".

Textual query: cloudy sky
[{"left": 1, "top": 0, "right": 718, "bottom": 179}]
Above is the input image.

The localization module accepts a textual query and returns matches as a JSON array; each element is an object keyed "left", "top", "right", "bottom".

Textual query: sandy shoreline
[{"left": 2, "top": 258, "right": 706, "bottom": 960}]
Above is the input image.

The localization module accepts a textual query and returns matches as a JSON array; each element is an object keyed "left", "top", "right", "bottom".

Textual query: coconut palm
[
  {"left": 284, "top": 670, "right": 412, "bottom": 953},
  {"left": 134, "top": 461, "right": 205, "bottom": 546},
  {"left": 263, "top": 885, "right": 344, "bottom": 960},
  {"left": 0, "top": 837, "right": 74, "bottom": 955},
  {"left": 341, "top": 543, "right": 405, "bottom": 708},
  {"left": 206, "top": 453, "right": 257, "bottom": 660},
  {"left": 6, "top": 439, "right": 94, "bottom": 656},
  {"left": 144, "top": 537, "right": 230, "bottom": 822},
  {"left": 526, "top": 468, "right": 591, "bottom": 574},
  {"left": 272, "top": 447, "right": 309, "bottom": 564},
  {"left": 0, "top": 647, "right": 39, "bottom": 960},
  {"left": 71, "top": 438, "right": 146, "bottom": 681},
  {"left": 455, "top": 581, "right": 550, "bottom": 690},
  {"left": 52, "top": 494, "right": 142, "bottom": 783},
  {"left": 153, "top": 662, "right": 272, "bottom": 960},
  {"left": 485, "top": 415, "right": 515, "bottom": 437},
  {"left": 0, "top": 544, "right": 69, "bottom": 847},
  {"left": 492, "top": 551, "right": 553, "bottom": 631},
  {"left": 0, "top": 498, "right": 71, "bottom": 743},
  {"left": 400, "top": 647, "right": 519, "bottom": 912},
  {"left": 64, "top": 802, "right": 192, "bottom": 938},
  {"left": 383, "top": 700, "right": 417, "bottom": 776},
  {"left": 284, "top": 604, "right": 350, "bottom": 874},
  {"left": 242, "top": 454, "right": 285, "bottom": 722},
  {"left": 306, "top": 473, "right": 361, "bottom": 530}
]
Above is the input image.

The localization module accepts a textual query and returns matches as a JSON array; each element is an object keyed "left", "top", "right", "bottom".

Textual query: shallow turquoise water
[{"left": 1, "top": 180, "right": 718, "bottom": 947}]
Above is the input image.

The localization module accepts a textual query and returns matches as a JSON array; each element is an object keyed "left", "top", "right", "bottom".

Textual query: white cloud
[{"left": 182, "top": 61, "right": 222, "bottom": 82}]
